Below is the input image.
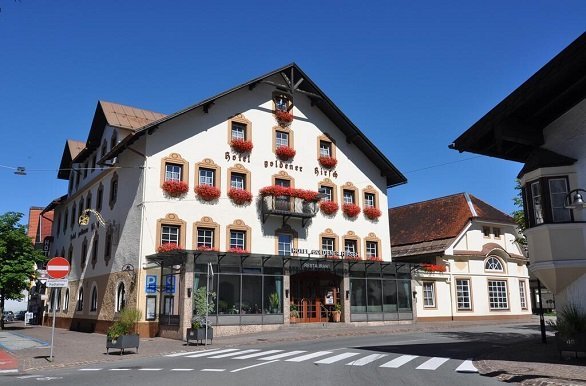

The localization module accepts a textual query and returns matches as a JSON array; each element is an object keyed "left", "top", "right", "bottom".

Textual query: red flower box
[
  {"left": 342, "top": 203, "right": 361, "bottom": 217},
  {"left": 420, "top": 263, "right": 447, "bottom": 273},
  {"left": 326, "top": 254, "right": 341, "bottom": 260},
  {"left": 345, "top": 255, "right": 362, "bottom": 261},
  {"left": 275, "top": 110, "right": 293, "bottom": 123},
  {"left": 367, "top": 256, "right": 383, "bottom": 262},
  {"left": 259, "top": 186, "right": 321, "bottom": 203},
  {"left": 195, "top": 185, "right": 221, "bottom": 201},
  {"left": 320, "top": 200, "right": 339, "bottom": 215},
  {"left": 363, "top": 206, "right": 382, "bottom": 220},
  {"left": 275, "top": 146, "right": 296, "bottom": 160},
  {"left": 162, "top": 180, "right": 189, "bottom": 197},
  {"left": 318, "top": 156, "right": 337, "bottom": 169},
  {"left": 230, "top": 139, "right": 254, "bottom": 153},
  {"left": 158, "top": 243, "right": 183, "bottom": 253},
  {"left": 196, "top": 246, "right": 219, "bottom": 252},
  {"left": 228, "top": 188, "right": 252, "bottom": 205},
  {"left": 228, "top": 247, "right": 249, "bottom": 254}
]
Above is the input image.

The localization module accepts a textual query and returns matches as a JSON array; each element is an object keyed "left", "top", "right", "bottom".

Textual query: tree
[
  {"left": 512, "top": 180, "right": 527, "bottom": 246},
  {"left": 0, "top": 212, "right": 46, "bottom": 330}
]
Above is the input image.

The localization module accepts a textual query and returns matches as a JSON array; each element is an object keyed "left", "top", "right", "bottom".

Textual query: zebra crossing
[{"left": 164, "top": 347, "right": 478, "bottom": 373}]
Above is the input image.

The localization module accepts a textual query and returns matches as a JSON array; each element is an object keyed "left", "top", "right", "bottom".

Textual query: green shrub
[
  {"left": 107, "top": 308, "right": 142, "bottom": 340},
  {"left": 192, "top": 287, "right": 215, "bottom": 329},
  {"left": 548, "top": 303, "right": 586, "bottom": 339}
]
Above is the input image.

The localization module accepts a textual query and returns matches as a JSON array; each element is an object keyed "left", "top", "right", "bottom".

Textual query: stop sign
[{"left": 46, "top": 257, "right": 70, "bottom": 279}]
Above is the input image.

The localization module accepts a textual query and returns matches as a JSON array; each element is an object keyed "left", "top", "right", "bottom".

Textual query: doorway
[{"left": 290, "top": 272, "right": 341, "bottom": 323}]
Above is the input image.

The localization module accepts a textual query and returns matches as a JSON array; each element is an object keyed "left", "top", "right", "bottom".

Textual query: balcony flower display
[
  {"left": 195, "top": 184, "right": 221, "bottom": 201},
  {"left": 319, "top": 200, "right": 339, "bottom": 215},
  {"left": 259, "top": 186, "right": 322, "bottom": 203},
  {"left": 227, "top": 247, "right": 249, "bottom": 254},
  {"left": 275, "top": 110, "right": 293, "bottom": 125},
  {"left": 158, "top": 243, "right": 183, "bottom": 253},
  {"left": 230, "top": 139, "right": 254, "bottom": 153},
  {"left": 162, "top": 180, "right": 189, "bottom": 197},
  {"left": 420, "top": 263, "right": 447, "bottom": 273},
  {"left": 326, "top": 254, "right": 341, "bottom": 260},
  {"left": 228, "top": 188, "right": 253, "bottom": 205},
  {"left": 275, "top": 145, "right": 296, "bottom": 161},
  {"left": 345, "top": 255, "right": 362, "bottom": 261},
  {"left": 367, "top": 256, "right": 383, "bottom": 262},
  {"left": 196, "top": 245, "right": 219, "bottom": 252},
  {"left": 318, "top": 156, "right": 337, "bottom": 169},
  {"left": 342, "top": 203, "right": 361, "bottom": 218},
  {"left": 363, "top": 206, "right": 382, "bottom": 220}
]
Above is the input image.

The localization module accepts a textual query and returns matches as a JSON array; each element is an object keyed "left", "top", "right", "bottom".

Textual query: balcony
[{"left": 261, "top": 195, "right": 319, "bottom": 226}]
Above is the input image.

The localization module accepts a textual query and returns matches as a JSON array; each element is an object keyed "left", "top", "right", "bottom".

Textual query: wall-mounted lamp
[
  {"left": 285, "top": 289, "right": 289, "bottom": 298},
  {"left": 412, "top": 290, "right": 417, "bottom": 299},
  {"left": 187, "top": 288, "right": 192, "bottom": 298},
  {"left": 564, "top": 189, "right": 586, "bottom": 210},
  {"left": 345, "top": 290, "right": 350, "bottom": 300}
]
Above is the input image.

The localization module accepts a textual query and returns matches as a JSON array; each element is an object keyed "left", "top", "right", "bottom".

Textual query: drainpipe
[{"left": 442, "top": 258, "right": 454, "bottom": 321}]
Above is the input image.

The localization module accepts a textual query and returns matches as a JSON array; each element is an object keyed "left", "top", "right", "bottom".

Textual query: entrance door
[{"left": 290, "top": 272, "right": 340, "bottom": 323}]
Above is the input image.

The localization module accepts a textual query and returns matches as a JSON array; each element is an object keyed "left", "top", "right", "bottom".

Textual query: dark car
[
  {"left": 15, "top": 311, "right": 26, "bottom": 321},
  {"left": 2, "top": 311, "right": 14, "bottom": 322}
]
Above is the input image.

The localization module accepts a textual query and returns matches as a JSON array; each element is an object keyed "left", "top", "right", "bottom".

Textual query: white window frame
[
  {"left": 488, "top": 280, "right": 508, "bottom": 310},
  {"left": 231, "top": 122, "right": 246, "bottom": 140},
  {"left": 230, "top": 230, "right": 246, "bottom": 250},
  {"left": 90, "top": 285, "right": 98, "bottom": 312},
  {"left": 197, "top": 228, "right": 214, "bottom": 248},
  {"left": 344, "top": 239, "right": 357, "bottom": 255},
  {"left": 549, "top": 178, "right": 571, "bottom": 223},
  {"left": 275, "top": 131, "right": 289, "bottom": 148},
  {"left": 165, "top": 163, "right": 182, "bottom": 182},
  {"left": 456, "top": 279, "right": 471, "bottom": 310},
  {"left": 161, "top": 225, "right": 180, "bottom": 246},
  {"left": 277, "top": 234, "right": 292, "bottom": 256},
  {"left": 322, "top": 237, "right": 335, "bottom": 253},
  {"left": 199, "top": 168, "right": 215, "bottom": 186},
  {"left": 485, "top": 256, "right": 504, "bottom": 272},
  {"left": 319, "top": 186, "right": 333, "bottom": 202},
  {"left": 231, "top": 173, "right": 245, "bottom": 190},
  {"left": 422, "top": 282, "right": 435, "bottom": 308},
  {"left": 365, "top": 241, "right": 378, "bottom": 258},
  {"left": 519, "top": 280, "right": 527, "bottom": 310},
  {"left": 364, "top": 193, "right": 375, "bottom": 208},
  {"left": 319, "top": 141, "right": 331, "bottom": 157},
  {"left": 343, "top": 190, "right": 354, "bottom": 204}
]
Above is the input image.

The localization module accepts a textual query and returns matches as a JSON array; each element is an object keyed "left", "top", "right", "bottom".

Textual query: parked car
[
  {"left": 15, "top": 311, "right": 26, "bottom": 321},
  {"left": 2, "top": 311, "right": 14, "bottom": 322}
]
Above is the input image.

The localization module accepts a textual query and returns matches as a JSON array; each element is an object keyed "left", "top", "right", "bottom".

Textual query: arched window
[
  {"left": 485, "top": 256, "right": 504, "bottom": 272},
  {"left": 116, "top": 282, "right": 126, "bottom": 312},
  {"left": 90, "top": 285, "right": 98, "bottom": 311},
  {"left": 77, "top": 288, "right": 84, "bottom": 311},
  {"left": 55, "top": 288, "right": 61, "bottom": 311},
  {"left": 63, "top": 288, "right": 70, "bottom": 312}
]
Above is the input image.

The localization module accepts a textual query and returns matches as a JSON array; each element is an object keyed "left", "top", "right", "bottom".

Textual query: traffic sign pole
[
  {"left": 46, "top": 257, "right": 70, "bottom": 362},
  {"left": 50, "top": 302, "right": 56, "bottom": 362}
]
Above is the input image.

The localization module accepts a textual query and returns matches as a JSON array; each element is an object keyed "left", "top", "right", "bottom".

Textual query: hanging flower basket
[
  {"left": 320, "top": 200, "right": 339, "bottom": 215},
  {"left": 195, "top": 185, "right": 221, "bottom": 201},
  {"left": 275, "top": 110, "right": 293, "bottom": 124},
  {"left": 420, "top": 264, "right": 447, "bottom": 273},
  {"left": 228, "top": 188, "right": 252, "bottom": 205},
  {"left": 228, "top": 247, "right": 249, "bottom": 254},
  {"left": 162, "top": 180, "right": 189, "bottom": 197},
  {"left": 158, "top": 243, "right": 183, "bottom": 253},
  {"left": 196, "top": 246, "right": 219, "bottom": 252},
  {"left": 363, "top": 206, "right": 382, "bottom": 220},
  {"left": 367, "top": 256, "right": 383, "bottom": 262},
  {"left": 230, "top": 139, "right": 253, "bottom": 153},
  {"left": 318, "top": 156, "right": 337, "bottom": 169},
  {"left": 342, "top": 203, "right": 361, "bottom": 217},
  {"left": 259, "top": 186, "right": 321, "bottom": 203},
  {"left": 275, "top": 146, "right": 296, "bottom": 160}
]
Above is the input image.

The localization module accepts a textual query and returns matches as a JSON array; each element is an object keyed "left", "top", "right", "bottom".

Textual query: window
[
  {"left": 230, "top": 230, "right": 246, "bottom": 250},
  {"left": 549, "top": 178, "right": 571, "bottom": 222},
  {"left": 83, "top": 162, "right": 88, "bottom": 178},
  {"left": 364, "top": 193, "right": 376, "bottom": 208},
  {"left": 63, "top": 208, "right": 68, "bottom": 234},
  {"left": 90, "top": 286, "right": 98, "bottom": 311},
  {"left": 101, "top": 139, "right": 107, "bottom": 158},
  {"left": 345, "top": 239, "right": 357, "bottom": 255},
  {"left": 165, "top": 163, "right": 182, "bottom": 182},
  {"left": 322, "top": 237, "right": 335, "bottom": 253},
  {"left": 485, "top": 256, "right": 504, "bottom": 272},
  {"left": 530, "top": 181, "right": 544, "bottom": 225},
  {"left": 422, "top": 282, "right": 435, "bottom": 308},
  {"left": 275, "top": 131, "right": 289, "bottom": 148},
  {"left": 274, "top": 94, "right": 289, "bottom": 112},
  {"left": 81, "top": 239, "right": 88, "bottom": 268},
  {"left": 277, "top": 234, "right": 292, "bottom": 256},
  {"left": 456, "top": 279, "right": 471, "bottom": 310},
  {"left": 493, "top": 227, "right": 501, "bottom": 238},
  {"left": 320, "top": 140, "right": 332, "bottom": 157},
  {"left": 63, "top": 288, "right": 69, "bottom": 312},
  {"left": 67, "top": 245, "right": 73, "bottom": 264},
  {"left": 482, "top": 226, "right": 490, "bottom": 237},
  {"left": 231, "top": 122, "right": 246, "bottom": 140},
  {"left": 488, "top": 280, "right": 508, "bottom": 310},
  {"left": 161, "top": 225, "right": 180, "bottom": 246},
  {"left": 78, "top": 197, "right": 84, "bottom": 221},
  {"left": 96, "top": 184, "right": 103, "bottom": 212},
  {"left": 231, "top": 173, "right": 246, "bottom": 190},
  {"left": 104, "top": 231, "right": 112, "bottom": 263},
  {"left": 110, "top": 131, "right": 118, "bottom": 151},
  {"left": 199, "top": 168, "right": 215, "bottom": 186},
  {"left": 525, "top": 177, "right": 572, "bottom": 227},
  {"left": 197, "top": 228, "right": 214, "bottom": 248},
  {"left": 86, "top": 192, "right": 92, "bottom": 211},
  {"left": 519, "top": 280, "right": 527, "bottom": 309},
  {"left": 91, "top": 235, "right": 99, "bottom": 266},
  {"left": 365, "top": 241, "right": 378, "bottom": 258},
  {"left": 77, "top": 288, "right": 84, "bottom": 311},
  {"left": 109, "top": 173, "right": 118, "bottom": 209},
  {"left": 116, "top": 283, "right": 125, "bottom": 312},
  {"left": 70, "top": 203, "right": 76, "bottom": 229},
  {"left": 343, "top": 189, "right": 355, "bottom": 204},
  {"left": 274, "top": 178, "right": 291, "bottom": 211},
  {"left": 319, "top": 185, "right": 333, "bottom": 202}
]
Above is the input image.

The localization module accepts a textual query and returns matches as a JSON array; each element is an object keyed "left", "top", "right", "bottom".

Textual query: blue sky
[{"left": 0, "top": 1, "right": 585, "bottom": 224}]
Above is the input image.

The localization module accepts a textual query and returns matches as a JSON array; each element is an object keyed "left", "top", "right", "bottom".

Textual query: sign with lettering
[
  {"left": 291, "top": 249, "right": 358, "bottom": 258},
  {"left": 164, "top": 275, "right": 176, "bottom": 294},
  {"left": 145, "top": 275, "right": 157, "bottom": 294}
]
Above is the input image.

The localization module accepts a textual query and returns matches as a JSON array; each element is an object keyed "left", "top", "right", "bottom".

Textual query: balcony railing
[{"left": 261, "top": 196, "right": 319, "bottom": 226}]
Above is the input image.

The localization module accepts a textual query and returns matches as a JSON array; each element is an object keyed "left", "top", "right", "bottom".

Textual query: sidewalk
[{"left": 0, "top": 318, "right": 584, "bottom": 385}]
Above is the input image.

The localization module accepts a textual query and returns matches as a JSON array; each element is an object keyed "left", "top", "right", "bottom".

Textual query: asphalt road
[{"left": 1, "top": 323, "right": 539, "bottom": 385}]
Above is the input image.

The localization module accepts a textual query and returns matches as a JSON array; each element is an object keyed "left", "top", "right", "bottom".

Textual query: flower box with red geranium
[
  {"left": 227, "top": 247, "right": 249, "bottom": 254},
  {"left": 320, "top": 200, "right": 339, "bottom": 215},
  {"left": 342, "top": 203, "right": 361, "bottom": 218},
  {"left": 367, "top": 256, "right": 383, "bottom": 262},
  {"left": 275, "top": 146, "right": 296, "bottom": 161},
  {"left": 230, "top": 139, "right": 253, "bottom": 153},
  {"left": 259, "top": 186, "right": 321, "bottom": 203},
  {"left": 318, "top": 156, "right": 337, "bottom": 169},
  {"left": 345, "top": 255, "right": 362, "bottom": 261},
  {"left": 195, "top": 185, "right": 221, "bottom": 201},
  {"left": 275, "top": 110, "right": 293, "bottom": 124},
  {"left": 363, "top": 206, "right": 382, "bottom": 220},
  {"left": 420, "top": 264, "right": 447, "bottom": 273},
  {"left": 196, "top": 246, "right": 219, "bottom": 252},
  {"left": 228, "top": 188, "right": 252, "bottom": 205},
  {"left": 158, "top": 243, "right": 183, "bottom": 253},
  {"left": 162, "top": 180, "right": 189, "bottom": 198}
]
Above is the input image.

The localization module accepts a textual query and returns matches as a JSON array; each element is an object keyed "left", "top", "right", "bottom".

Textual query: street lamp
[{"left": 564, "top": 189, "right": 586, "bottom": 210}]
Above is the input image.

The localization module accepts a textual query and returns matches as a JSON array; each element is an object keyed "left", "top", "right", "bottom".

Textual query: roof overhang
[{"left": 40, "top": 194, "right": 67, "bottom": 215}]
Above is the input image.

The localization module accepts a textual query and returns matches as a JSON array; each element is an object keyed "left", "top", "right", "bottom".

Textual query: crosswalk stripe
[
  {"left": 233, "top": 350, "right": 284, "bottom": 359},
  {"left": 138, "top": 368, "right": 162, "bottom": 371},
  {"left": 231, "top": 360, "right": 279, "bottom": 373},
  {"left": 78, "top": 369, "right": 101, "bottom": 371},
  {"left": 109, "top": 369, "right": 130, "bottom": 371},
  {"left": 455, "top": 360, "right": 478, "bottom": 373},
  {"left": 380, "top": 355, "right": 419, "bottom": 368},
  {"left": 209, "top": 349, "right": 259, "bottom": 359},
  {"left": 18, "top": 375, "right": 40, "bottom": 379},
  {"left": 170, "top": 369, "right": 194, "bottom": 371},
  {"left": 285, "top": 351, "right": 332, "bottom": 362},
  {"left": 258, "top": 350, "right": 307, "bottom": 360},
  {"left": 346, "top": 354, "right": 387, "bottom": 366},
  {"left": 315, "top": 352, "right": 360, "bottom": 364},
  {"left": 166, "top": 349, "right": 219, "bottom": 357},
  {"left": 201, "top": 369, "right": 225, "bottom": 372},
  {"left": 416, "top": 357, "right": 450, "bottom": 370},
  {"left": 185, "top": 348, "right": 239, "bottom": 358}
]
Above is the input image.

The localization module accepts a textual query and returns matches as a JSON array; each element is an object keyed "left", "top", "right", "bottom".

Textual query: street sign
[
  {"left": 145, "top": 275, "right": 157, "bottom": 293},
  {"left": 46, "top": 279, "right": 68, "bottom": 288},
  {"left": 46, "top": 257, "right": 70, "bottom": 279}
]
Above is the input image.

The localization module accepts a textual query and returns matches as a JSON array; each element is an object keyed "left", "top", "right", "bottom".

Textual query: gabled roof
[
  {"left": 99, "top": 63, "right": 407, "bottom": 188},
  {"left": 57, "top": 139, "right": 86, "bottom": 179},
  {"left": 389, "top": 193, "right": 515, "bottom": 257}
]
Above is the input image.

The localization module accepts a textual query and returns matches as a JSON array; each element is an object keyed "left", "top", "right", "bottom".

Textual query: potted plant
[
  {"left": 331, "top": 303, "right": 342, "bottom": 323},
  {"left": 290, "top": 304, "right": 299, "bottom": 323},
  {"left": 275, "top": 145, "right": 296, "bottom": 161},
  {"left": 363, "top": 206, "right": 382, "bottom": 220},
  {"left": 187, "top": 287, "right": 216, "bottom": 345},
  {"left": 318, "top": 156, "right": 337, "bottom": 169},
  {"left": 195, "top": 184, "right": 221, "bottom": 201},
  {"left": 548, "top": 303, "right": 586, "bottom": 358},
  {"left": 162, "top": 180, "right": 189, "bottom": 198},
  {"left": 106, "top": 308, "right": 142, "bottom": 355},
  {"left": 268, "top": 292, "right": 280, "bottom": 313},
  {"left": 275, "top": 110, "right": 293, "bottom": 125}
]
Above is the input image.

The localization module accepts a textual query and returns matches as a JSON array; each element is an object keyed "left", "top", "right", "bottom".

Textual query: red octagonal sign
[{"left": 47, "top": 257, "right": 70, "bottom": 279}]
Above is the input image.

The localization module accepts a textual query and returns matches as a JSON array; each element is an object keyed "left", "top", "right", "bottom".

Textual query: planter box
[
  {"left": 186, "top": 327, "right": 213, "bottom": 345},
  {"left": 106, "top": 334, "right": 140, "bottom": 355},
  {"left": 555, "top": 332, "right": 586, "bottom": 358}
]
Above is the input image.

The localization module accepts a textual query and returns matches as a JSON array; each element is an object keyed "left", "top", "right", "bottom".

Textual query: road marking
[
  {"left": 416, "top": 357, "right": 450, "bottom": 370},
  {"left": 185, "top": 348, "right": 239, "bottom": 358},
  {"left": 380, "top": 355, "right": 419, "bottom": 368},
  {"left": 166, "top": 349, "right": 219, "bottom": 357},
  {"left": 233, "top": 350, "right": 283, "bottom": 359},
  {"left": 18, "top": 375, "right": 40, "bottom": 379},
  {"left": 79, "top": 368, "right": 102, "bottom": 371},
  {"left": 455, "top": 360, "right": 478, "bottom": 373},
  {"left": 170, "top": 368, "right": 194, "bottom": 371},
  {"left": 201, "top": 368, "right": 225, "bottom": 372},
  {"left": 109, "top": 368, "right": 131, "bottom": 371},
  {"left": 209, "top": 349, "right": 259, "bottom": 358},
  {"left": 286, "top": 351, "right": 332, "bottom": 362},
  {"left": 0, "top": 369, "right": 18, "bottom": 373},
  {"left": 139, "top": 368, "right": 163, "bottom": 371},
  {"left": 231, "top": 360, "right": 279, "bottom": 373},
  {"left": 315, "top": 352, "right": 360, "bottom": 364},
  {"left": 258, "top": 350, "right": 306, "bottom": 360},
  {"left": 346, "top": 354, "right": 387, "bottom": 366}
]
